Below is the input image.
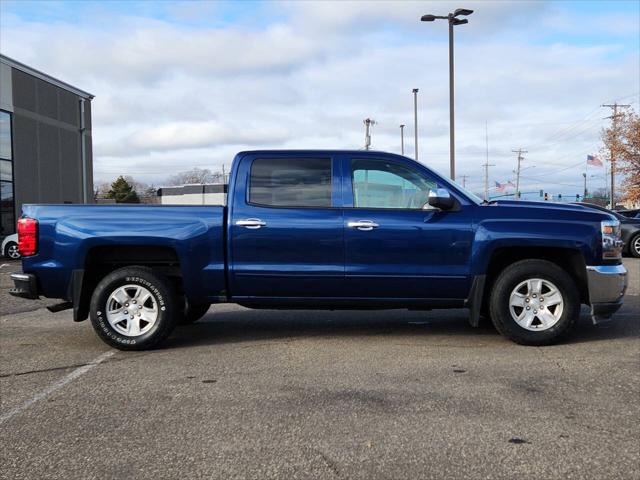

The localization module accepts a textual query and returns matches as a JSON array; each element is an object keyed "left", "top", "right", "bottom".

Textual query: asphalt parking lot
[{"left": 1, "top": 259, "right": 638, "bottom": 479}]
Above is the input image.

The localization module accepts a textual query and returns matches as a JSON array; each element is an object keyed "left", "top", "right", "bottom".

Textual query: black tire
[
  {"left": 630, "top": 233, "right": 640, "bottom": 258},
  {"left": 179, "top": 300, "right": 211, "bottom": 325},
  {"left": 89, "top": 266, "right": 178, "bottom": 350},
  {"left": 4, "top": 241, "right": 20, "bottom": 259},
  {"left": 489, "top": 259, "right": 579, "bottom": 346}
]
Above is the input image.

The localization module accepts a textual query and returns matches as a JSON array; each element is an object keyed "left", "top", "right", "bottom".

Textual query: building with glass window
[{"left": 0, "top": 54, "right": 93, "bottom": 239}]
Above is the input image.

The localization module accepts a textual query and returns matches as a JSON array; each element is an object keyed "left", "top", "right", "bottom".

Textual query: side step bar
[{"left": 47, "top": 301, "right": 73, "bottom": 313}]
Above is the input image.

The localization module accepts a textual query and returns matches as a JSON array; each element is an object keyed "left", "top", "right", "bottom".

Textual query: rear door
[
  {"left": 342, "top": 155, "right": 474, "bottom": 300},
  {"left": 228, "top": 153, "right": 345, "bottom": 298}
]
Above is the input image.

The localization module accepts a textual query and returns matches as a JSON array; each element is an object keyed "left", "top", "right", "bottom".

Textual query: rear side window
[{"left": 249, "top": 158, "right": 332, "bottom": 207}]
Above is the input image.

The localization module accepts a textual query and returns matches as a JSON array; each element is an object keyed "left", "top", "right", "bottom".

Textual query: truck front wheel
[
  {"left": 489, "top": 259, "right": 579, "bottom": 346},
  {"left": 89, "top": 266, "right": 178, "bottom": 350}
]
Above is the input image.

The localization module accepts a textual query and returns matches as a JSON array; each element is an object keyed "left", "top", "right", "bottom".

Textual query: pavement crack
[
  {"left": 0, "top": 363, "right": 92, "bottom": 378},
  {"left": 310, "top": 447, "right": 342, "bottom": 479}
]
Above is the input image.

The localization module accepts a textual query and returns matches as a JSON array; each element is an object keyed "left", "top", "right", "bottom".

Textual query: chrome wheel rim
[
  {"left": 106, "top": 285, "right": 158, "bottom": 337},
  {"left": 634, "top": 236, "right": 640, "bottom": 256},
  {"left": 7, "top": 244, "right": 20, "bottom": 259},
  {"left": 509, "top": 278, "right": 564, "bottom": 331}
]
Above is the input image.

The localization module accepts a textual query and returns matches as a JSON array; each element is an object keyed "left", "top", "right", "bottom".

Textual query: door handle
[
  {"left": 347, "top": 220, "right": 379, "bottom": 231},
  {"left": 235, "top": 218, "right": 266, "bottom": 229}
]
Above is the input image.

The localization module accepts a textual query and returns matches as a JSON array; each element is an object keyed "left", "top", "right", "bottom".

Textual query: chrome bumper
[
  {"left": 9, "top": 273, "right": 39, "bottom": 300},
  {"left": 586, "top": 265, "right": 627, "bottom": 323}
]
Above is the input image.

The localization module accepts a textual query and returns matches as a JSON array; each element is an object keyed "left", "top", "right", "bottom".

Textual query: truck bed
[{"left": 21, "top": 204, "right": 227, "bottom": 303}]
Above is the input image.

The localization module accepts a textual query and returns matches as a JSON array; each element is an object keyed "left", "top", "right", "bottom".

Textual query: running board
[{"left": 47, "top": 301, "right": 73, "bottom": 313}]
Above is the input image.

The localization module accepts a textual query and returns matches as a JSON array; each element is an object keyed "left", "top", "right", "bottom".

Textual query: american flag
[
  {"left": 495, "top": 181, "right": 506, "bottom": 192},
  {"left": 587, "top": 154, "right": 603, "bottom": 167}
]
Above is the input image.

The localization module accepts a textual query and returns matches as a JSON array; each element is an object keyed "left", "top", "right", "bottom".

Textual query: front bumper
[
  {"left": 9, "top": 273, "right": 39, "bottom": 300},
  {"left": 586, "top": 264, "right": 627, "bottom": 323}
]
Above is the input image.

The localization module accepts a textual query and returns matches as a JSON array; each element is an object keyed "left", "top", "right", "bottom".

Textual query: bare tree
[
  {"left": 601, "top": 107, "right": 640, "bottom": 205},
  {"left": 167, "top": 167, "right": 215, "bottom": 186}
]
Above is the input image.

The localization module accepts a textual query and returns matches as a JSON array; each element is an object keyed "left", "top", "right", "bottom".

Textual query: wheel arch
[
  {"left": 72, "top": 245, "right": 182, "bottom": 322},
  {"left": 470, "top": 247, "right": 589, "bottom": 326}
]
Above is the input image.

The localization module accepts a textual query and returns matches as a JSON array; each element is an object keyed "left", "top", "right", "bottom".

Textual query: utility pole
[
  {"left": 460, "top": 175, "right": 468, "bottom": 188},
  {"left": 602, "top": 102, "right": 630, "bottom": 208},
  {"left": 400, "top": 124, "right": 405, "bottom": 155},
  {"left": 483, "top": 121, "right": 494, "bottom": 201},
  {"left": 582, "top": 172, "right": 587, "bottom": 199},
  {"left": 482, "top": 162, "right": 494, "bottom": 201},
  {"left": 363, "top": 118, "right": 376, "bottom": 150},
  {"left": 512, "top": 148, "right": 527, "bottom": 200},
  {"left": 413, "top": 88, "right": 419, "bottom": 161}
]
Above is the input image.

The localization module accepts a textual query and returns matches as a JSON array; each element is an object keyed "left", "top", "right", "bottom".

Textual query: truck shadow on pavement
[{"left": 163, "top": 304, "right": 639, "bottom": 350}]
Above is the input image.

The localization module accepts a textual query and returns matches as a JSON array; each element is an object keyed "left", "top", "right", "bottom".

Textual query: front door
[
  {"left": 342, "top": 156, "right": 474, "bottom": 300},
  {"left": 229, "top": 154, "right": 345, "bottom": 298}
]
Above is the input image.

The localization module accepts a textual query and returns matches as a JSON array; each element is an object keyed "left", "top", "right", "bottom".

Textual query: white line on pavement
[{"left": 0, "top": 350, "right": 115, "bottom": 425}]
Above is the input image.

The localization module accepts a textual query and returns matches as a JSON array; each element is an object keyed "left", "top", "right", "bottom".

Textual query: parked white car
[{"left": 1, "top": 234, "right": 20, "bottom": 259}]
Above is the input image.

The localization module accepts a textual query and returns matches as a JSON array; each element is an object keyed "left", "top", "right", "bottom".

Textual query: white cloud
[{"left": 0, "top": 1, "right": 638, "bottom": 197}]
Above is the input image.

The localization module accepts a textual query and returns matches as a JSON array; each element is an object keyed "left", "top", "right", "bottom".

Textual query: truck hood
[
  {"left": 491, "top": 200, "right": 586, "bottom": 211},
  {"left": 487, "top": 199, "right": 616, "bottom": 221}
]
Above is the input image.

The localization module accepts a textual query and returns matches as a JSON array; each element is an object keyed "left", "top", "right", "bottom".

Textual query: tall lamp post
[
  {"left": 400, "top": 124, "right": 405, "bottom": 155},
  {"left": 421, "top": 8, "right": 473, "bottom": 181},
  {"left": 412, "top": 88, "right": 419, "bottom": 161}
]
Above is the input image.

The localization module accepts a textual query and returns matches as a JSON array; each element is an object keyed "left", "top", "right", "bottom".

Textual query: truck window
[
  {"left": 249, "top": 158, "right": 332, "bottom": 207},
  {"left": 351, "top": 159, "right": 437, "bottom": 209}
]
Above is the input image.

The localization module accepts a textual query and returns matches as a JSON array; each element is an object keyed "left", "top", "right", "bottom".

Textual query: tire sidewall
[
  {"left": 631, "top": 234, "right": 640, "bottom": 258},
  {"left": 490, "top": 261, "right": 579, "bottom": 345},
  {"left": 90, "top": 268, "right": 176, "bottom": 350}
]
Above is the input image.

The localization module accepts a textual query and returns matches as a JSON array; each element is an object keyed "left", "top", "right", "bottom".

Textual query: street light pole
[
  {"left": 400, "top": 124, "right": 405, "bottom": 155},
  {"left": 448, "top": 15, "right": 455, "bottom": 181},
  {"left": 421, "top": 8, "right": 473, "bottom": 181},
  {"left": 412, "top": 88, "right": 419, "bottom": 161}
]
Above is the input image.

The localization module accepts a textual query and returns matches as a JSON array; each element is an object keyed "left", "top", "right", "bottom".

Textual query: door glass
[
  {"left": 351, "top": 159, "right": 438, "bottom": 209},
  {"left": 249, "top": 157, "right": 332, "bottom": 207}
]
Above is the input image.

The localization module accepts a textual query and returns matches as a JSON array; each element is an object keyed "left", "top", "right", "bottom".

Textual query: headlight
[{"left": 601, "top": 219, "right": 622, "bottom": 260}]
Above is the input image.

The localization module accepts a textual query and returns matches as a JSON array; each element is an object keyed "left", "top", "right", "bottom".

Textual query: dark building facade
[{"left": 0, "top": 54, "right": 93, "bottom": 238}]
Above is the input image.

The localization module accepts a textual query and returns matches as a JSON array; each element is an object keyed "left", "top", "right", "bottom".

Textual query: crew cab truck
[{"left": 10, "top": 150, "right": 628, "bottom": 350}]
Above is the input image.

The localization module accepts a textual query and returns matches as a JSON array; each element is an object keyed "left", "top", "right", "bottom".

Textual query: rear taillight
[{"left": 17, "top": 218, "right": 38, "bottom": 256}]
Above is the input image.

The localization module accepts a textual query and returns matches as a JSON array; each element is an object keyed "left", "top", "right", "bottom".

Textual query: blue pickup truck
[{"left": 10, "top": 150, "right": 628, "bottom": 350}]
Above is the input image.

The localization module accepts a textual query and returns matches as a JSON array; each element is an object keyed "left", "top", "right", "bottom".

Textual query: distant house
[{"left": 157, "top": 183, "right": 227, "bottom": 205}]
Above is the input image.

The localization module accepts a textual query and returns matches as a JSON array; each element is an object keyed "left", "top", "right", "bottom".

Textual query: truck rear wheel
[
  {"left": 89, "top": 266, "right": 178, "bottom": 350},
  {"left": 489, "top": 259, "right": 579, "bottom": 346}
]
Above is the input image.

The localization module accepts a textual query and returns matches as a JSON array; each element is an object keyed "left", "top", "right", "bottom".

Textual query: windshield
[{"left": 435, "top": 174, "right": 483, "bottom": 205}]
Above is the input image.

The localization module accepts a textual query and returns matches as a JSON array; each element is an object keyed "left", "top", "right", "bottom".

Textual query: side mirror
[{"left": 427, "top": 188, "right": 455, "bottom": 210}]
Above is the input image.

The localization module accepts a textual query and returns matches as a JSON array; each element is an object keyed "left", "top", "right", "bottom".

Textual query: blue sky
[{"left": 1, "top": 0, "right": 638, "bottom": 198}]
